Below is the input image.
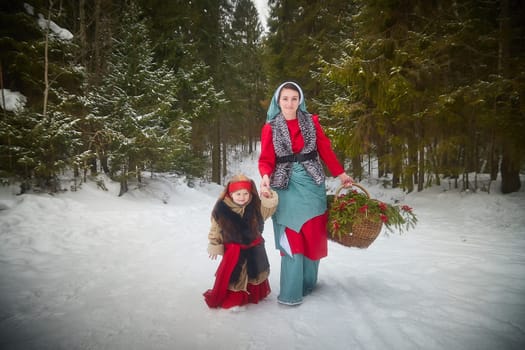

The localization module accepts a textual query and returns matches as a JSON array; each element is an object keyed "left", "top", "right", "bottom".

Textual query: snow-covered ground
[{"left": 1, "top": 152, "right": 524, "bottom": 350}]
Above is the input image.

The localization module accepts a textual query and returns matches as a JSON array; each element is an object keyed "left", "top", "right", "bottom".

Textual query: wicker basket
[{"left": 328, "top": 183, "right": 383, "bottom": 249}]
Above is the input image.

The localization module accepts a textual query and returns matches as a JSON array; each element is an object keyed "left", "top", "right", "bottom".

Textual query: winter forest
[
  {"left": 0, "top": 0, "right": 524, "bottom": 195},
  {"left": 1, "top": 1, "right": 525, "bottom": 349}
]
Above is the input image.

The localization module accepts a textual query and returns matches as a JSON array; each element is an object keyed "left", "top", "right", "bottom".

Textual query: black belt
[{"left": 276, "top": 150, "right": 318, "bottom": 163}]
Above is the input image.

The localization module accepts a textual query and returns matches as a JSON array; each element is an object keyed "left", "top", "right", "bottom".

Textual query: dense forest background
[{"left": 1, "top": 0, "right": 524, "bottom": 195}]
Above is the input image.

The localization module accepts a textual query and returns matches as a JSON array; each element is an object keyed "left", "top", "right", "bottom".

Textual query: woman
[{"left": 259, "top": 81, "right": 353, "bottom": 305}]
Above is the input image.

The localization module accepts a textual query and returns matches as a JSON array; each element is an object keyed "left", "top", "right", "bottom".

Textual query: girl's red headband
[{"left": 228, "top": 180, "right": 252, "bottom": 194}]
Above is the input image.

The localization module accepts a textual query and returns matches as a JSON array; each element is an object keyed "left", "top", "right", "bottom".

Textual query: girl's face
[
  {"left": 278, "top": 88, "right": 300, "bottom": 119},
  {"left": 230, "top": 189, "right": 251, "bottom": 206}
]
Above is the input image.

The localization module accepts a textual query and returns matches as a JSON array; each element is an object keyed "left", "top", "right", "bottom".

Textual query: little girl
[{"left": 204, "top": 174, "right": 278, "bottom": 309}]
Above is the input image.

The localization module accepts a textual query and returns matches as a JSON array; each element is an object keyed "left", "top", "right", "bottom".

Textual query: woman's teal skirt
[{"left": 272, "top": 163, "right": 326, "bottom": 256}]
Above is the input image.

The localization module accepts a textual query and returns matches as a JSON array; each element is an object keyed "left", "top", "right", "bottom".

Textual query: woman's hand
[
  {"left": 260, "top": 174, "right": 271, "bottom": 198},
  {"left": 338, "top": 172, "right": 354, "bottom": 188},
  {"left": 209, "top": 254, "right": 218, "bottom": 260}
]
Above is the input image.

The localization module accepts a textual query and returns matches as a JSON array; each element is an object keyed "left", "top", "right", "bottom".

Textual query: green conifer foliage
[
  {"left": 1, "top": 1, "right": 83, "bottom": 191},
  {"left": 319, "top": 0, "right": 524, "bottom": 192},
  {"left": 85, "top": 1, "right": 186, "bottom": 195}
]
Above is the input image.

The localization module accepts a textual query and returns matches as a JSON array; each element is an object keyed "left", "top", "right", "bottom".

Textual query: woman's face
[{"left": 278, "top": 88, "right": 300, "bottom": 119}]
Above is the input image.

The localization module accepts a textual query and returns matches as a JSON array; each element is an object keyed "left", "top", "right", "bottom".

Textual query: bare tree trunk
[
  {"left": 0, "top": 63, "right": 5, "bottom": 115},
  {"left": 118, "top": 164, "right": 129, "bottom": 196},
  {"left": 0, "top": 63, "right": 12, "bottom": 172},
  {"left": 211, "top": 116, "right": 221, "bottom": 184},
  {"left": 100, "top": 154, "right": 109, "bottom": 174},
  {"left": 392, "top": 171, "right": 400, "bottom": 189},
  {"left": 498, "top": 0, "right": 521, "bottom": 193},
  {"left": 57, "top": 0, "right": 63, "bottom": 17},
  {"left": 43, "top": 0, "right": 53, "bottom": 118},
  {"left": 391, "top": 149, "right": 401, "bottom": 188},
  {"left": 418, "top": 145, "right": 425, "bottom": 192},
  {"left": 501, "top": 149, "right": 521, "bottom": 193},
  {"left": 92, "top": 0, "right": 112, "bottom": 84},
  {"left": 351, "top": 155, "right": 362, "bottom": 182},
  {"left": 78, "top": 0, "right": 87, "bottom": 67},
  {"left": 376, "top": 141, "right": 386, "bottom": 178},
  {"left": 94, "top": 0, "right": 101, "bottom": 79},
  {"left": 489, "top": 132, "right": 498, "bottom": 181},
  {"left": 406, "top": 138, "right": 417, "bottom": 193},
  {"left": 222, "top": 142, "right": 227, "bottom": 181}
]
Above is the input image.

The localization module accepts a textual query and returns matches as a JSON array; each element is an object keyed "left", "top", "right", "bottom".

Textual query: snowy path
[{"left": 1, "top": 176, "right": 524, "bottom": 350}]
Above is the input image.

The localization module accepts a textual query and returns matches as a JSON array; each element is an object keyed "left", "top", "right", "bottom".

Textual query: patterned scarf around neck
[{"left": 269, "top": 110, "right": 325, "bottom": 189}]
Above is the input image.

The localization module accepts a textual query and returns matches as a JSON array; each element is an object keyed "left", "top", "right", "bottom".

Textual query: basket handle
[{"left": 334, "top": 183, "right": 370, "bottom": 200}]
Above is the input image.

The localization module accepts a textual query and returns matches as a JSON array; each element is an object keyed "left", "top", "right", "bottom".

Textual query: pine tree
[
  {"left": 139, "top": 0, "right": 233, "bottom": 184},
  {"left": 225, "top": 0, "right": 265, "bottom": 154},
  {"left": 320, "top": 0, "right": 524, "bottom": 193},
  {"left": 265, "top": 0, "right": 356, "bottom": 105},
  {"left": 0, "top": 1, "right": 84, "bottom": 192},
  {"left": 86, "top": 1, "right": 187, "bottom": 196}
]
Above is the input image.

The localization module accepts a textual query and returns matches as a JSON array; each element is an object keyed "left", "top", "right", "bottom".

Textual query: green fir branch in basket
[{"left": 328, "top": 184, "right": 418, "bottom": 240}]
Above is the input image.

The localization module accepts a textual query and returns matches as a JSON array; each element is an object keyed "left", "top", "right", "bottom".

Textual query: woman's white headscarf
[{"left": 266, "top": 81, "right": 309, "bottom": 122}]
